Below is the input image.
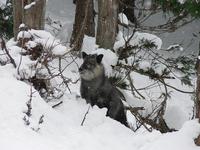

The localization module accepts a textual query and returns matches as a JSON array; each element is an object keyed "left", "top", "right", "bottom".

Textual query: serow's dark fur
[{"left": 79, "top": 52, "right": 128, "bottom": 126}]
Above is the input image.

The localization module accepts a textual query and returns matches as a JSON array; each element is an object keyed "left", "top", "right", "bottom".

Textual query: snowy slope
[
  {"left": 0, "top": 29, "right": 199, "bottom": 150},
  {"left": 0, "top": 63, "right": 200, "bottom": 150}
]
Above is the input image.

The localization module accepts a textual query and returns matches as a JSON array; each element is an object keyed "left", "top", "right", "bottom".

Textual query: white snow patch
[
  {"left": 140, "top": 120, "right": 200, "bottom": 150},
  {"left": 119, "top": 13, "right": 129, "bottom": 25},
  {"left": 139, "top": 61, "right": 151, "bottom": 71},
  {"left": 52, "top": 44, "right": 69, "bottom": 56},
  {"left": 28, "top": 29, "right": 69, "bottom": 56},
  {"left": 30, "top": 29, "right": 55, "bottom": 39},
  {"left": 132, "top": 32, "right": 162, "bottom": 50},
  {"left": 19, "top": 23, "right": 26, "bottom": 29},
  {"left": 82, "top": 35, "right": 97, "bottom": 54},
  {"left": 17, "top": 31, "right": 32, "bottom": 40},
  {"left": 167, "top": 44, "right": 184, "bottom": 51},
  {"left": 3, "top": 15, "right": 8, "bottom": 20},
  {"left": 113, "top": 31, "right": 125, "bottom": 50},
  {"left": 25, "top": 41, "right": 37, "bottom": 49},
  {"left": 114, "top": 31, "right": 162, "bottom": 50},
  {"left": 164, "top": 105, "right": 189, "bottom": 129},
  {"left": 24, "top": 2, "right": 36, "bottom": 10},
  {"left": 178, "top": 0, "right": 186, "bottom": 4}
]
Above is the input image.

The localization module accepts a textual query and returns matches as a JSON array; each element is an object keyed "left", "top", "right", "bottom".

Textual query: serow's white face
[{"left": 79, "top": 53, "right": 104, "bottom": 80}]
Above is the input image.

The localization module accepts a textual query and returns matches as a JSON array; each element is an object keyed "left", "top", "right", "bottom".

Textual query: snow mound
[
  {"left": 17, "top": 31, "right": 32, "bottom": 40},
  {"left": 0, "top": 65, "right": 199, "bottom": 150},
  {"left": 0, "top": 27, "right": 198, "bottom": 150},
  {"left": 114, "top": 31, "right": 162, "bottom": 50}
]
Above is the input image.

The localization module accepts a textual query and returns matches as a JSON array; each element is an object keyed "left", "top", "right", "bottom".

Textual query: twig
[
  {"left": 23, "top": 84, "right": 34, "bottom": 126},
  {"left": 127, "top": 72, "right": 145, "bottom": 99},
  {"left": 26, "top": 84, "right": 33, "bottom": 117},
  {"left": 81, "top": 105, "right": 90, "bottom": 126},
  {"left": 119, "top": 64, "right": 194, "bottom": 94},
  {"left": 128, "top": 107, "right": 152, "bottom": 132},
  {"left": 58, "top": 57, "right": 72, "bottom": 93},
  {"left": 52, "top": 101, "right": 63, "bottom": 108},
  {"left": 162, "top": 81, "right": 194, "bottom": 94}
]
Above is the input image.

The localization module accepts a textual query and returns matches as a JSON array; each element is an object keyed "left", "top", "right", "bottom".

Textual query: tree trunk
[
  {"left": 24, "top": 0, "right": 46, "bottom": 30},
  {"left": 12, "top": 0, "right": 46, "bottom": 40},
  {"left": 70, "top": 0, "right": 95, "bottom": 51},
  {"left": 85, "top": 0, "right": 95, "bottom": 37},
  {"left": 96, "top": 0, "right": 119, "bottom": 50},
  {"left": 195, "top": 42, "right": 200, "bottom": 146},
  {"left": 12, "top": 0, "right": 23, "bottom": 40}
]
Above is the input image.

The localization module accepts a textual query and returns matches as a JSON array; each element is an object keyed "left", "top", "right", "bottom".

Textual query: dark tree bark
[
  {"left": 12, "top": 0, "right": 46, "bottom": 40},
  {"left": 85, "top": 0, "right": 95, "bottom": 37},
  {"left": 119, "top": 0, "right": 136, "bottom": 23},
  {"left": 96, "top": 0, "right": 119, "bottom": 50},
  {"left": 70, "top": 0, "right": 95, "bottom": 51},
  {"left": 12, "top": 0, "right": 23, "bottom": 40},
  {"left": 24, "top": 0, "right": 46, "bottom": 30},
  {"left": 195, "top": 43, "right": 200, "bottom": 146}
]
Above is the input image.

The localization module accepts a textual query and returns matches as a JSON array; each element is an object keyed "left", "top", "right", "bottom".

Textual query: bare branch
[
  {"left": 81, "top": 105, "right": 90, "bottom": 126},
  {"left": 0, "top": 37, "right": 17, "bottom": 68}
]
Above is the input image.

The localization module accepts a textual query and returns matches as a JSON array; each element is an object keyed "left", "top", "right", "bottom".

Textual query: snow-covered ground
[
  {"left": 0, "top": 28, "right": 199, "bottom": 150},
  {"left": 0, "top": 54, "right": 199, "bottom": 150},
  {"left": 0, "top": 73, "right": 198, "bottom": 150}
]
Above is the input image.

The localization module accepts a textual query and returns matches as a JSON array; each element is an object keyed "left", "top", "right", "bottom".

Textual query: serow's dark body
[{"left": 79, "top": 52, "right": 127, "bottom": 126}]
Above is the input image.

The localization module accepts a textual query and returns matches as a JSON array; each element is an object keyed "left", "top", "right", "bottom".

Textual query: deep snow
[
  {"left": 0, "top": 61, "right": 199, "bottom": 150},
  {"left": 0, "top": 27, "right": 199, "bottom": 150}
]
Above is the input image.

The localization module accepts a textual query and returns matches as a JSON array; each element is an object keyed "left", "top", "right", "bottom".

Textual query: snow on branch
[{"left": 24, "top": 1, "right": 36, "bottom": 10}]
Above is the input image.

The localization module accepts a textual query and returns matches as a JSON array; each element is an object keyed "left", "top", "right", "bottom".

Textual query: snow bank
[
  {"left": 0, "top": 64, "right": 199, "bottom": 150},
  {"left": 0, "top": 69, "right": 199, "bottom": 150},
  {"left": 17, "top": 31, "right": 32, "bottom": 40},
  {"left": 141, "top": 120, "right": 200, "bottom": 150},
  {"left": 114, "top": 31, "right": 162, "bottom": 50},
  {"left": 0, "top": 26, "right": 198, "bottom": 150},
  {"left": 25, "top": 29, "right": 70, "bottom": 56}
]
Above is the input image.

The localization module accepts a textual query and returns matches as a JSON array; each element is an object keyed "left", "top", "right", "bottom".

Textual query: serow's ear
[
  {"left": 82, "top": 52, "right": 88, "bottom": 59},
  {"left": 96, "top": 54, "right": 104, "bottom": 64}
]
